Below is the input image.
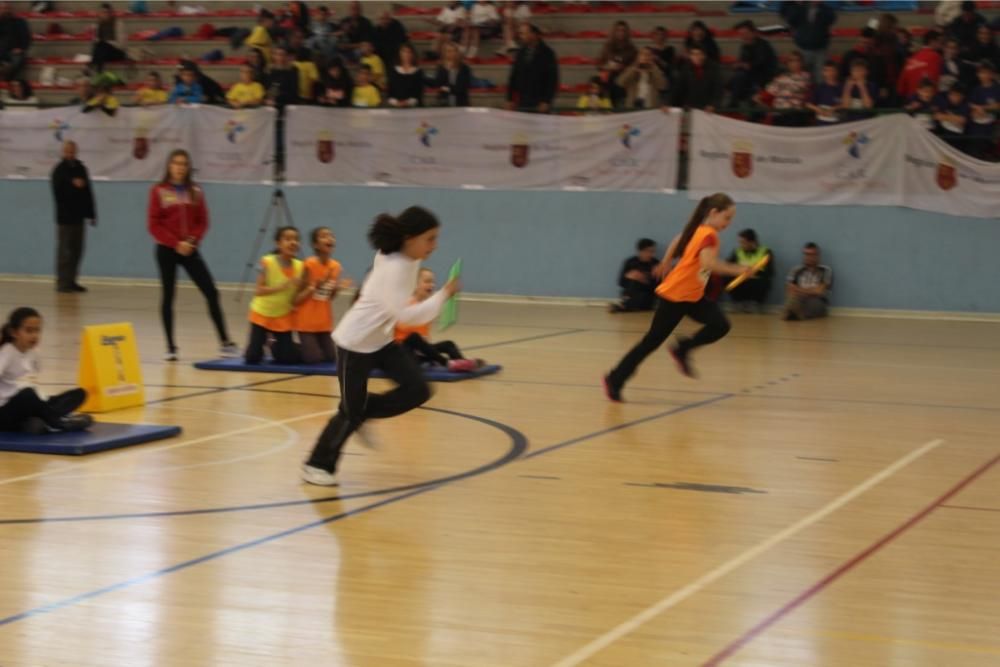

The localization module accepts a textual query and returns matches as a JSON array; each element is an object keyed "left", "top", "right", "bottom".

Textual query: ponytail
[
  {"left": 1, "top": 307, "right": 41, "bottom": 346},
  {"left": 368, "top": 206, "right": 440, "bottom": 254},
  {"left": 668, "top": 192, "right": 733, "bottom": 263}
]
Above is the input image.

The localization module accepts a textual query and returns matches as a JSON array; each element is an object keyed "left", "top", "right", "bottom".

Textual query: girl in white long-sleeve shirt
[
  {"left": 0, "top": 307, "right": 92, "bottom": 433},
  {"left": 302, "top": 207, "right": 460, "bottom": 485}
]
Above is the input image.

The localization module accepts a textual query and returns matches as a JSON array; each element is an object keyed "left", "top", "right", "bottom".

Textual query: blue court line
[
  {"left": 0, "top": 390, "right": 729, "bottom": 627},
  {"left": 0, "top": 404, "right": 529, "bottom": 526}
]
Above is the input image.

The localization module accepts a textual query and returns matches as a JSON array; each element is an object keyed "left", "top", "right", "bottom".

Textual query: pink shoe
[{"left": 447, "top": 359, "right": 477, "bottom": 372}]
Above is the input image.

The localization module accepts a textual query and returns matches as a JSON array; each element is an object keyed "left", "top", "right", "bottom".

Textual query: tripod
[{"left": 236, "top": 188, "right": 296, "bottom": 303}]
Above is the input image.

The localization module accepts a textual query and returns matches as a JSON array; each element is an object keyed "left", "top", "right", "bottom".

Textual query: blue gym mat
[
  {"left": 193, "top": 358, "right": 502, "bottom": 382},
  {"left": 0, "top": 422, "right": 182, "bottom": 456}
]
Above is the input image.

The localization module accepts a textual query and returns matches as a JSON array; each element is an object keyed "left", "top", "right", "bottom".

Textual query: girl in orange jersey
[
  {"left": 295, "top": 227, "right": 351, "bottom": 364},
  {"left": 603, "top": 193, "right": 752, "bottom": 401},
  {"left": 394, "top": 268, "right": 480, "bottom": 372}
]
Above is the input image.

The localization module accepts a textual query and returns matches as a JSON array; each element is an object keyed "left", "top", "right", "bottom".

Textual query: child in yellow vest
[{"left": 245, "top": 226, "right": 303, "bottom": 364}]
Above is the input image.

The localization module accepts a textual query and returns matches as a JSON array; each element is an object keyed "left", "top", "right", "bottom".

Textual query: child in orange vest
[
  {"left": 245, "top": 226, "right": 303, "bottom": 364},
  {"left": 295, "top": 226, "right": 351, "bottom": 363},
  {"left": 395, "top": 268, "right": 482, "bottom": 372}
]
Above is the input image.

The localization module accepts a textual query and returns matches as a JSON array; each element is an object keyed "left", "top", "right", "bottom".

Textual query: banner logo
[
  {"left": 417, "top": 121, "right": 438, "bottom": 147},
  {"left": 618, "top": 123, "right": 640, "bottom": 149}
]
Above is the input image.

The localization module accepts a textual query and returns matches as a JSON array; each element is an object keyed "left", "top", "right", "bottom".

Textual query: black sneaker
[
  {"left": 52, "top": 413, "right": 94, "bottom": 432},
  {"left": 71, "top": 284, "right": 88, "bottom": 292},
  {"left": 669, "top": 345, "right": 697, "bottom": 379},
  {"left": 602, "top": 375, "right": 623, "bottom": 403}
]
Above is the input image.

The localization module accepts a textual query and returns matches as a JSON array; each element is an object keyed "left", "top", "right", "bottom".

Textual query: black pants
[
  {"left": 155, "top": 244, "right": 231, "bottom": 353},
  {"left": 0, "top": 388, "right": 86, "bottom": 432},
  {"left": 401, "top": 333, "right": 463, "bottom": 366},
  {"left": 729, "top": 278, "right": 770, "bottom": 305},
  {"left": 91, "top": 41, "right": 127, "bottom": 72},
  {"left": 607, "top": 297, "right": 731, "bottom": 388},
  {"left": 620, "top": 280, "right": 656, "bottom": 312},
  {"left": 299, "top": 331, "right": 336, "bottom": 364},
  {"left": 306, "top": 342, "right": 431, "bottom": 473},
  {"left": 56, "top": 224, "right": 85, "bottom": 289},
  {"left": 244, "top": 323, "right": 299, "bottom": 364}
]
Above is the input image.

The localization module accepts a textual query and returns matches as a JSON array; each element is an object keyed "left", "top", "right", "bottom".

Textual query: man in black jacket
[
  {"left": 728, "top": 20, "right": 778, "bottom": 108},
  {"left": 780, "top": 1, "right": 837, "bottom": 83},
  {"left": 50, "top": 141, "right": 96, "bottom": 293},
  {"left": 505, "top": 23, "right": 559, "bottom": 112},
  {"left": 0, "top": 1, "right": 31, "bottom": 81}
]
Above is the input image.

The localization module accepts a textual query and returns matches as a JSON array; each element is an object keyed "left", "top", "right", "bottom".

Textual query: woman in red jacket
[{"left": 148, "top": 149, "right": 239, "bottom": 361}]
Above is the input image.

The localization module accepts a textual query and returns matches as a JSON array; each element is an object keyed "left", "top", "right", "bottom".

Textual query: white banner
[
  {"left": 284, "top": 107, "right": 679, "bottom": 192},
  {"left": 688, "top": 110, "right": 903, "bottom": 207},
  {"left": 0, "top": 106, "right": 274, "bottom": 183},
  {"left": 900, "top": 116, "right": 1000, "bottom": 219}
]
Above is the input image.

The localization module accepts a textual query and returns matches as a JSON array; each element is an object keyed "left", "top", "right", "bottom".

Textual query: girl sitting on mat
[
  {"left": 245, "top": 226, "right": 304, "bottom": 365},
  {"left": 395, "top": 268, "right": 482, "bottom": 372},
  {"left": 0, "top": 307, "right": 92, "bottom": 433},
  {"left": 294, "top": 226, "right": 352, "bottom": 364}
]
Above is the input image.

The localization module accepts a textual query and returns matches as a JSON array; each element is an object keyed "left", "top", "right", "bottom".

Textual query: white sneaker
[
  {"left": 219, "top": 342, "right": 241, "bottom": 358},
  {"left": 301, "top": 464, "right": 338, "bottom": 486},
  {"left": 164, "top": 351, "right": 179, "bottom": 362}
]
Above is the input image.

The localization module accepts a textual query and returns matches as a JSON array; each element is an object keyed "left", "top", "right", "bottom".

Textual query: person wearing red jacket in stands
[
  {"left": 898, "top": 30, "right": 944, "bottom": 100},
  {"left": 148, "top": 149, "right": 239, "bottom": 362}
]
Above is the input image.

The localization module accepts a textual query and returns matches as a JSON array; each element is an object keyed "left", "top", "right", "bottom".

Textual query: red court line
[
  {"left": 940, "top": 504, "right": 1000, "bottom": 513},
  {"left": 702, "top": 451, "right": 1000, "bottom": 666}
]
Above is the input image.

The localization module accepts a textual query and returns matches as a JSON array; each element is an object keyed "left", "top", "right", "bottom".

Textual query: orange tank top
[
  {"left": 295, "top": 257, "right": 342, "bottom": 333},
  {"left": 393, "top": 297, "right": 432, "bottom": 342},
  {"left": 655, "top": 225, "right": 719, "bottom": 303}
]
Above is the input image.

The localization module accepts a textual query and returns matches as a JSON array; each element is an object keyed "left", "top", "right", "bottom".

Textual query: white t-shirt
[
  {"left": 438, "top": 5, "right": 467, "bottom": 26},
  {"left": 333, "top": 252, "right": 448, "bottom": 353},
  {"left": 0, "top": 343, "right": 41, "bottom": 407},
  {"left": 471, "top": 2, "right": 500, "bottom": 26}
]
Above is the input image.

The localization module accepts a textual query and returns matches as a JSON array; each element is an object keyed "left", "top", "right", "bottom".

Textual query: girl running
[
  {"left": 302, "top": 207, "right": 460, "bottom": 485},
  {"left": 603, "top": 193, "right": 752, "bottom": 401}
]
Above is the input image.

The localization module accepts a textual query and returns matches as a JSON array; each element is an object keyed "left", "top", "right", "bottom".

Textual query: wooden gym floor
[{"left": 0, "top": 278, "right": 998, "bottom": 666}]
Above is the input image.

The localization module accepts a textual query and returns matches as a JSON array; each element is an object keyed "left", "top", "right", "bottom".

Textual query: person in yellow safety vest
[
  {"left": 726, "top": 228, "right": 774, "bottom": 313},
  {"left": 245, "top": 226, "right": 304, "bottom": 364}
]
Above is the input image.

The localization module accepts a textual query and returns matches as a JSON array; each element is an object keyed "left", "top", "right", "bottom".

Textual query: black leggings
[
  {"left": 306, "top": 342, "right": 431, "bottom": 473},
  {"left": 155, "top": 244, "right": 231, "bottom": 353},
  {"left": 607, "top": 297, "right": 731, "bottom": 388},
  {"left": 400, "top": 333, "right": 463, "bottom": 366},
  {"left": 244, "top": 323, "right": 300, "bottom": 364},
  {"left": 0, "top": 388, "right": 86, "bottom": 432},
  {"left": 299, "top": 332, "right": 336, "bottom": 364}
]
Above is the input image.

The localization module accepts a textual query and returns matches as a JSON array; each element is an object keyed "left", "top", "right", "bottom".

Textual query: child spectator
[
  {"left": 576, "top": 75, "right": 613, "bottom": 111},
  {"left": 134, "top": 71, "right": 167, "bottom": 106},
  {"left": 168, "top": 66, "right": 204, "bottom": 105},
  {"left": 352, "top": 64, "right": 382, "bottom": 107},
  {"left": 619, "top": 46, "right": 668, "bottom": 110},
  {"left": 940, "top": 37, "right": 974, "bottom": 92},
  {"left": 227, "top": 64, "right": 266, "bottom": 108},
  {"left": 840, "top": 57, "right": 878, "bottom": 120},
  {"left": 245, "top": 9, "right": 275, "bottom": 66},
  {"left": 359, "top": 40, "right": 386, "bottom": 90},
  {"left": 316, "top": 58, "right": 353, "bottom": 107},
  {"left": 760, "top": 50, "right": 812, "bottom": 126},
  {"left": 968, "top": 60, "right": 999, "bottom": 157},
  {"left": 0, "top": 78, "right": 37, "bottom": 108},
  {"left": 898, "top": 30, "right": 944, "bottom": 100},
  {"left": 82, "top": 76, "right": 119, "bottom": 116},
  {"left": 672, "top": 45, "right": 722, "bottom": 111},
  {"left": 610, "top": 238, "right": 658, "bottom": 313},
  {"left": 245, "top": 226, "right": 303, "bottom": 365},
  {"left": 295, "top": 227, "right": 350, "bottom": 364},
  {"left": 965, "top": 24, "right": 998, "bottom": 68},
  {"left": 684, "top": 20, "right": 720, "bottom": 62},
  {"left": 265, "top": 46, "right": 299, "bottom": 107},
  {"left": 0, "top": 307, "right": 92, "bottom": 434},
  {"left": 395, "top": 269, "right": 482, "bottom": 372},
  {"left": 292, "top": 48, "right": 319, "bottom": 103},
  {"left": 807, "top": 60, "right": 842, "bottom": 124},
  {"left": 905, "top": 78, "right": 938, "bottom": 130},
  {"left": 933, "top": 81, "right": 971, "bottom": 148}
]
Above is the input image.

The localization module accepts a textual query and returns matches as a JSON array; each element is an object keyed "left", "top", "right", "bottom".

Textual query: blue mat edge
[{"left": 0, "top": 423, "right": 182, "bottom": 456}]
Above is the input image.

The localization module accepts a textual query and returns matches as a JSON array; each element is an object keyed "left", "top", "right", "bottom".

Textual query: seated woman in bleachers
[
  {"left": 428, "top": 42, "right": 471, "bottom": 107},
  {"left": 134, "top": 71, "right": 167, "bottom": 107},
  {"left": 387, "top": 43, "right": 424, "bottom": 108},
  {"left": 598, "top": 21, "right": 638, "bottom": 109},
  {"left": 316, "top": 59, "right": 354, "bottom": 107}
]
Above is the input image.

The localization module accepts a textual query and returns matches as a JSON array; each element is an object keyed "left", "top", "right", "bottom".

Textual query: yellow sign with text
[{"left": 78, "top": 322, "right": 145, "bottom": 413}]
